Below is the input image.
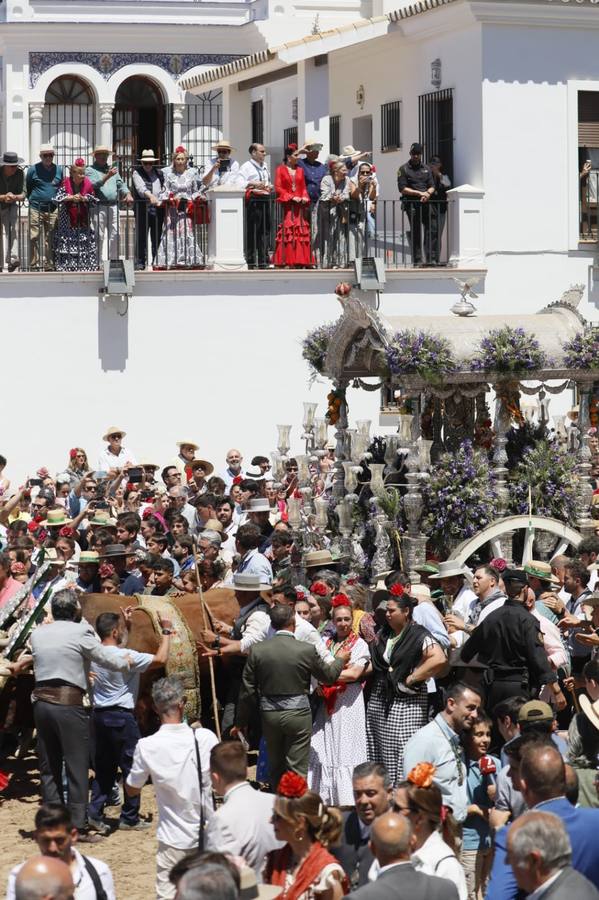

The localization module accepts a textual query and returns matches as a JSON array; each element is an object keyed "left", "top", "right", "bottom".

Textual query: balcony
[{"left": 0, "top": 193, "right": 478, "bottom": 275}]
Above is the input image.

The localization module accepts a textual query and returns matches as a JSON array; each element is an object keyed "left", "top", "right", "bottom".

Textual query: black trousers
[
  {"left": 135, "top": 205, "right": 164, "bottom": 267},
  {"left": 34, "top": 700, "right": 90, "bottom": 831},
  {"left": 245, "top": 199, "right": 271, "bottom": 268},
  {"left": 404, "top": 202, "right": 431, "bottom": 265},
  {"left": 89, "top": 708, "right": 141, "bottom": 824}
]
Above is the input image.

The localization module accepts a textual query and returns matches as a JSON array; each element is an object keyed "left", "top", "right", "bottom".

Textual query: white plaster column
[
  {"left": 221, "top": 83, "right": 250, "bottom": 156},
  {"left": 447, "top": 184, "right": 485, "bottom": 268},
  {"left": 297, "top": 59, "right": 330, "bottom": 156},
  {"left": 206, "top": 185, "right": 247, "bottom": 270},
  {"left": 172, "top": 102, "right": 186, "bottom": 149},
  {"left": 99, "top": 103, "right": 114, "bottom": 149},
  {"left": 29, "top": 102, "right": 44, "bottom": 161}
]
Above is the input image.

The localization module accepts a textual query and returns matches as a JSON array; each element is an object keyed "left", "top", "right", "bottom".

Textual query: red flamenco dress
[{"left": 274, "top": 164, "right": 315, "bottom": 268}]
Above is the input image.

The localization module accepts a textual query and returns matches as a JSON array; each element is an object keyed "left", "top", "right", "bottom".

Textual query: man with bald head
[
  {"left": 346, "top": 812, "right": 458, "bottom": 899},
  {"left": 220, "top": 448, "right": 245, "bottom": 490},
  {"left": 15, "top": 856, "right": 73, "bottom": 900},
  {"left": 487, "top": 741, "right": 599, "bottom": 899}
]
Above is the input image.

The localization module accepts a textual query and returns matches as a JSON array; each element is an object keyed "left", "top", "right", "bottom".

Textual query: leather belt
[
  {"left": 32, "top": 685, "right": 85, "bottom": 706},
  {"left": 260, "top": 694, "right": 310, "bottom": 712}
]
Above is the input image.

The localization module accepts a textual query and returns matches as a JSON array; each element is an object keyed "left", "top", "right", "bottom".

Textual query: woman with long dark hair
[
  {"left": 366, "top": 585, "right": 446, "bottom": 785},
  {"left": 273, "top": 145, "right": 314, "bottom": 268}
]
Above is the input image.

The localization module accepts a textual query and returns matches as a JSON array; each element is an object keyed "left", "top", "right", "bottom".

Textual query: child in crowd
[{"left": 462, "top": 713, "right": 500, "bottom": 900}]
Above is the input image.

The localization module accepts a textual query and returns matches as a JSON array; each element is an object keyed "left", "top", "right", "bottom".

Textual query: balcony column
[
  {"left": 99, "top": 103, "right": 114, "bottom": 150},
  {"left": 297, "top": 59, "right": 329, "bottom": 156},
  {"left": 29, "top": 102, "right": 44, "bottom": 162},
  {"left": 206, "top": 185, "right": 247, "bottom": 270},
  {"left": 172, "top": 102, "right": 186, "bottom": 149},
  {"left": 447, "top": 184, "right": 485, "bottom": 268}
]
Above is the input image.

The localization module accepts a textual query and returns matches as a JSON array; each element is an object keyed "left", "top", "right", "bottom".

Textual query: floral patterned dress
[
  {"left": 156, "top": 168, "right": 205, "bottom": 268},
  {"left": 54, "top": 178, "right": 98, "bottom": 272}
]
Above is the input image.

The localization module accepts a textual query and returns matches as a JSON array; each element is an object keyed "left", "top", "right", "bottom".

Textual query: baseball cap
[{"left": 518, "top": 700, "right": 553, "bottom": 725}]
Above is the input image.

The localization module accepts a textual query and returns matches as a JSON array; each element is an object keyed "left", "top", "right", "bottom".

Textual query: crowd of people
[
  {"left": 0, "top": 138, "right": 450, "bottom": 274},
  {"left": 2, "top": 431, "right": 599, "bottom": 900}
]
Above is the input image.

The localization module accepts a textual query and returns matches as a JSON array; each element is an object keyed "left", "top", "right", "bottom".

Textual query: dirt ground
[{"left": 0, "top": 750, "right": 158, "bottom": 899}]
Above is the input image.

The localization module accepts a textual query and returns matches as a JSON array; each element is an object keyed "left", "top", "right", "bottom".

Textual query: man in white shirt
[
  {"left": 239, "top": 143, "right": 273, "bottom": 268},
  {"left": 219, "top": 448, "right": 245, "bottom": 491},
  {"left": 6, "top": 803, "right": 115, "bottom": 900},
  {"left": 269, "top": 583, "right": 331, "bottom": 662},
  {"left": 202, "top": 139, "right": 242, "bottom": 189},
  {"left": 126, "top": 675, "right": 218, "bottom": 900},
  {"left": 205, "top": 741, "right": 281, "bottom": 877},
  {"left": 444, "top": 564, "right": 505, "bottom": 643},
  {"left": 97, "top": 427, "right": 136, "bottom": 473}
]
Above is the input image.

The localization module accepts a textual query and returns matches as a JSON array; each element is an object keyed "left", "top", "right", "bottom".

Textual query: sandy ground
[{"left": 0, "top": 750, "right": 158, "bottom": 899}]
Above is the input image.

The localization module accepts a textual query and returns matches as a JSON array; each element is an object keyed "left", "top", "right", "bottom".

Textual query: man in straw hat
[
  {"left": 131, "top": 148, "right": 165, "bottom": 269},
  {"left": 0, "top": 150, "right": 25, "bottom": 272},
  {"left": 86, "top": 146, "right": 133, "bottom": 259},
  {"left": 172, "top": 440, "right": 200, "bottom": 480},
  {"left": 98, "top": 426, "right": 136, "bottom": 473},
  {"left": 202, "top": 139, "right": 241, "bottom": 189},
  {"left": 26, "top": 144, "right": 63, "bottom": 271},
  {"left": 429, "top": 560, "right": 476, "bottom": 621},
  {"left": 297, "top": 139, "right": 328, "bottom": 249}
]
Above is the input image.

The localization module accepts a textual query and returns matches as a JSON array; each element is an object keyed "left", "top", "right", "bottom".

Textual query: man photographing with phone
[{"left": 202, "top": 139, "right": 242, "bottom": 189}]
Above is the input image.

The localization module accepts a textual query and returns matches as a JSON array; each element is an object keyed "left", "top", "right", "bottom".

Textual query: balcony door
[{"left": 114, "top": 76, "right": 165, "bottom": 183}]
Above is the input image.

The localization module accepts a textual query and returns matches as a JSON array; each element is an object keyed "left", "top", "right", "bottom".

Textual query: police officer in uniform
[
  {"left": 397, "top": 142, "right": 435, "bottom": 266},
  {"left": 460, "top": 569, "right": 567, "bottom": 712}
]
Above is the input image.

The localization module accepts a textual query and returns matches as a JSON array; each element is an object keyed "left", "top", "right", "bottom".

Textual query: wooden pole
[
  {"left": 192, "top": 538, "right": 221, "bottom": 740},
  {"left": 567, "top": 680, "right": 581, "bottom": 714}
]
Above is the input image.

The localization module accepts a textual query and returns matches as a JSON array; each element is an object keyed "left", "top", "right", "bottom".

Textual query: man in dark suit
[
  {"left": 235, "top": 603, "right": 347, "bottom": 789},
  {"left": 507, "top": 810, "right": 599, "bottom": 899},
  {"left": 332, "top": 762, "right": 392, "bottom": 890},
  {"left": 346, "top": 812, "right": 458, "bottom": 899},
  {"left": 487, "top": 740, "right": 599, "bottom": 899}
]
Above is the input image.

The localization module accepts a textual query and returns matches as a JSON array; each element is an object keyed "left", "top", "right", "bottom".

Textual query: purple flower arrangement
[
  {"left": 510, "top": 439, "right": 578, "bottom": 522},
  {"left": 469, "top": 326, "right": 547, "bottom": 375},
  {"left": 562, "top": 330, "right": 599, "bottom": 370},
  {"left": 422, "top": 440, "right": 499, "bottom": 553},
  {"left": 302, "top": 321, "right": 339, "bottom": 377},
  {"left": 385, "top": 330, "right": 456, "bottom": 383}
]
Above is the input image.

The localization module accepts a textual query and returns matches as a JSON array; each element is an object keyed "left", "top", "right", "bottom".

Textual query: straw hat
[
  {"left": 304, "top": 138, "right": 323, "bottom": 151},
  {"left": 429, "top": 561, "right": 472, "bottom": 581},
  {"left": 93, "top": 145, "right": 112, "bottom": 155},
  {"left": 88, "top": 511, "right": 117, "bottom": 528},
  {"left": 102, "top": 426, "right": 126, "bottom": 442},
  {"left": 76, "top": 551, "right": 100, "bottom": 566},
  {"left": 342, "top": 145, "right": 359, "bottom": 156},
  {"left": 238, "top": 867, "right": 282, "bottom": 900},
  {"left": 304, "top": 549, "right": 337, "bottom": 569},
  {"left": 581, "top": 693, "right": 599, "bottom": 733},
  {"left": 138, "top": 149, "right": 160, "bottom": 163},
  {"left": 177, "top": 440, "right": 200, "bottom": 451},
  {"left": 523, "top": 560, "right": 560, "bottom": 585},
  {"left": 213, "top": 139, "right": 235, "bottom": 152},
  {"left": 232, "top": 573, "right": 271, "bottom": 592},
  {"left": 191, "top": 459, "right": 214, "bottom": 476},
  {"left": 44, "top": 509, "right": 73, "bottom": 528},
  {"left": 39, "top": 144, "right": 55, "bottom": 155},
  {"left": 410, "top": 583, "right": 432, "bottom": 602},
  {"left": 43, "top": 548, "right": 66, "bottom": 566}
]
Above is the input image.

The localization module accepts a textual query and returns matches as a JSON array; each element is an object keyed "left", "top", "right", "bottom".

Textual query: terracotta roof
[{"left": 387, "top": 0, "right": 459, "bottom": 22}]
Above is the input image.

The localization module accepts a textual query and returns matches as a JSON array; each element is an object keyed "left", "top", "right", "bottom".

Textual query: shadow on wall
[{"left": 98, "top": 295, "right": 128, "bottom": 371}]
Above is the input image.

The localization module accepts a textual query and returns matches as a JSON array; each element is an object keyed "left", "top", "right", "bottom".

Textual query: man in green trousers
[{"left": 236, "top": 603, "right": 350, "bottom": 790}]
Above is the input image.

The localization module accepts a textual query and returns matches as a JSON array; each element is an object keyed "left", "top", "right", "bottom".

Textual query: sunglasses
[
  {"left": 109, "top": 434, "right": 122, "bottom": 440},
  {"left": 41, "top": 154, "right": 54, "bottom": 159}
]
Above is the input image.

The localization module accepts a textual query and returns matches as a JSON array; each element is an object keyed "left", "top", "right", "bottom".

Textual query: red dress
[{"left": 274, "top": 164, "right": 315, "bottom": 267}]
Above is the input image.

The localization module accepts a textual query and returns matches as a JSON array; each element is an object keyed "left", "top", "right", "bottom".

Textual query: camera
[
  {"left": 28, "top": 478, "right": 43, "bottom": 487},
  {"left": 219, "top": 159, "right": 231, "bottom": 173},
  {"left": 128, "top": 467, "right": 144, "bottom": 484}
]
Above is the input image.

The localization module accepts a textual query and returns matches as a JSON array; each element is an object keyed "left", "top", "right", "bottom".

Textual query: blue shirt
[
  {"left": 26, "top": 162, "right": 63, "bottom": 210},
  {"left": 91, "top": 645, "right": 154, "bottom": 708},
  {"left": 121, "top": 572, "right": 145, "bottom": 596},
  {"left": 487, "top": 797, "right": 599, "bottom": 900},
  {"left": 412, "top": 603, "right": 450, "bottom": 650},
  {"left": 297, "top": 158, "right": 328, "bottom": 204},
  {"left": 462, "top": 754, "right": 500, "bottom": 850},
  {"left": 402, "top": 713, "right": 469, "bottom": 822}
]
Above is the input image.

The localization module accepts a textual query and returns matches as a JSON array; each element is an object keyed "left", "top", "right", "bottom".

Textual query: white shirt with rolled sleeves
[
  {"left": 7, "top": 850, "right": 115, "bottom": 900},
  {"left": 126, "top": 722, "right": 218, "bottom": 850},
  {"left": 239, "top": 159, "right": 271, "bottom": 187},
  {"left": 97, "top": 445, "right": 136, "bottom": 473}
]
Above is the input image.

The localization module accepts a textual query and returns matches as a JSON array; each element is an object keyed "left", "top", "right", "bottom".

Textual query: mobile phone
[
  {"left": 128, "top": 467, "right": 143, "bottom": 484},
  {"left": 28, "top": 478, "right": 43, "bottom": 488},
  {"left": 219, "top": 159, "right": 231, "bottom": 173}
]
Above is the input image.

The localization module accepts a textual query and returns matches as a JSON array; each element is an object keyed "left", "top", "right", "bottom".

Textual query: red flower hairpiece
[
  {"left": 69, "top": 448, "right": 78, "bottom": 459},
  {"left": 490, "top": 557, "right": 507, "bottom": 573},
  {"left": 296, "top": 590, "right": 306, "bottom": 601},
  {"left": 175, "top": 145, "right": 186, "bottom": 154},
  {"left": 10, "top": 562, "right": 26, "bottom": 575},
  {"left": 277, "top": 771, "right": 308, "bottom": 798},
  {"left": 99, "top": 562, "right": 116, "bottom": 578},
  {"left": 331, "top": 593, "right": 351, "bottom": 609},
  {"left": 59, "top": 526, "right": 75, "bottom": 538},
  {"left": 389, "top": 583, "right": 405, "bottom": 597},
  {"left": 142, "top": 507, "right": 154, "bottom": 520},
  {"left": 288, "top": 142, "right": 298, "bottom": 151},
  {"left": 232, "top": 475, "right": 243, "bottom": 485},
  {"left": 28, "top": 520, "right": 41, "bottom": 533},
  {"left": 37, "top": 467, "right": 49, "bottom": 478},
  {"left": 310, "top": 581, "right": 329, "bottom": 597},
  {"left": 407, "top": 762, "right": 436, "bottom": 789},
  {"left": 74, "top": 158, "right": 85, "bottom": 167}
]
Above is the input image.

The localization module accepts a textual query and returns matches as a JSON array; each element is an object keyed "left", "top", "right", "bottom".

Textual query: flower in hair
[
  {"left": 99, "top": 562, "right": 116, "bottom": 578},
  {"left": 11, "top": 562, "right": 26, "bottom": 575},
  {"left": 37, "top": 467, "right": 49, "bottom": 478},
  {"left": 331, "top": 593, "right": 351, "bottom": 609},
  {"left": 69, "top": 448, "right": 78, "bottom": 459},
  {"left": 296, "top": 590, "right": 306, "bottom": 601},
  {"left": 175, "top": 145, "right": 186, "bottom": 154},
  {"left": 142, "top": 507, "right": 154, "bottom": 520},
  {"left": 310, "top": 581, "right": 329, "bottom": 597},
  {"left": 389, "top": 583, "right": 405, "bottom": 597},
  {"left": 288, "top": 142, "right": 298, "bottom": 151},
  {"left": 74, "top": 158, "right": 85, "bottom": 167},
  {"left": 407, "top": 762, "right": 436, "bottom": 789},
  {"left": 232, "top": 475, "right": 243, "bottom": 486},
  {"left": 490, "top": 557, "right": 507, "bottom": 573},
  {"left": 277, "top": 771, "right": 308, "bottom": 798},
  {"left": 59, "top": 526, "right": 75, "bottom": 538}
]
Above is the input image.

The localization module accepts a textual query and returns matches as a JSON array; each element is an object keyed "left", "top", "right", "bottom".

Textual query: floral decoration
[
  {"left": 509, "top": 439, "right": 578, "bottom": 522},
  {"left": 562, "top": 329, "right": 599, "bottom": 370},
  {"left": 389, "top": 583, "right": 405, "bottom": 597},
  {"left": 490, "top": 557, "right": 507, "bottom": 573},
  {"left": 407, "top": 762, "right": 436, "bottom": 789},
  {"left": 302, "top": 321, "right": 339, "bottom": 379},
  {"left": 422, "top": 440, "right": 499, "bottom": 554},
  {"left": 469, "top": 326, "right": 547, "bottom": 375},
  {"left": 277, "top": 771, "right": 308, "bottom": 798},
  {"left": 99, "top": 562, "right": 116, "bottom": 578},
  {"left": 310, "top": 581, "right": 329, "bottom": 597},
  {"left": 59, "top": 526, "right": 75, "bottom": 538},
  {"left": 69, "top": 448, "right": 78, "bottom": 459},
  {"left": 385, "top": 330, "right": 456, "bottom": 383},
  {"left": 326, "top": 388, "right": 345, "bottom": 425},
  {"left": 331, "top": 593, "right": 351, "bottom": 608}
]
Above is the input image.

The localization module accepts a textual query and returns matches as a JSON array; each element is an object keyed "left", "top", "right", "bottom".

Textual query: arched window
[
  {"left": 114, "top": 76, "right": 165, "bottom": 182},
  {"left": 42, "top": 75, "right": 96, "bottom": 167}
]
